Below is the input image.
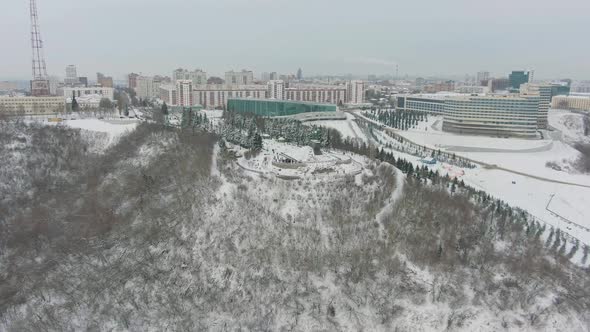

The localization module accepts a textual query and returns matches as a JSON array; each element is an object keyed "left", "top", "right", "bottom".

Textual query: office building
[
  {"left": 225, "top": 70, "right": 254, "bottom": 85},
  {"left": 442, "top": 95, "right": 540, "bottom": 137},
  {"left": 297, "top": 68, "right": 303, "bottom": 80},
  {"left": 0, "top": 96, "right": 66, "bottom": 115},
  {"left": 176, "top": 80, "right": 194, "bottom": 106},
  {"left": 59, "top": 86, "right": 114, "bottom": 101},
  {"left": 65, "top": 65, "right": 78, "bottom": 85},
  {"left": 227, "top": 98, "right": 336, "bottom": 117},
  {"left": 509, "top": 71, "right": 530, "bottom": 90},
  {"left": 551, "top": 96, "right": 590, "bottom": 111},
  {"left": 268, "top": 80, "right": 285, "bottom": 100},
  {"left": 395, "top": 95, "right": 447, "bottom": 114}
]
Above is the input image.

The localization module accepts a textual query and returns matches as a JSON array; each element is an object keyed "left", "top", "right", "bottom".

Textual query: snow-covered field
[
  {"left": 311, "top": 113, "right": 368, "bottom": 141},
  {"left": 549, "top": 109, "right": 590, "bottom": 144},
  {"left": 328, "top": 112, "right": 590, "bottom": 247}
]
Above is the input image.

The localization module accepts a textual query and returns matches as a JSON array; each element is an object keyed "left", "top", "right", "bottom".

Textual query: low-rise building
[
  {"left": 284, "top": 84, "right": 347, "bottom": 105},
  {"left": 0, "top": 96, "right": 66, "bottom": 115},
  {"left": 552, "top": 95, "right": 590, "bottom": 112},
  {"left": 193, "top": 84, "right": 267, "bottom": 109},
  {"left": 59, "top": 86, "right": 114, "bottom": 101}
]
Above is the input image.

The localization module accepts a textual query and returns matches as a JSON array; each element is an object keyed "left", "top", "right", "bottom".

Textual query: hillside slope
[{"left": 0, "top": 121, "right": 589, "bottom": 331}]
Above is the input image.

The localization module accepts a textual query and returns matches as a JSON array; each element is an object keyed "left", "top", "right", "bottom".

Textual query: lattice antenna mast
[{"left": 30, "top": 0, "right": 48, "bottom": 80}]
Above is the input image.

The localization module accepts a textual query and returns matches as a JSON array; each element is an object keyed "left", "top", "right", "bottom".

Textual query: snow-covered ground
[
  {"left": 236, "top": 139, "right": 364, "bottom": 179},
  {"left": 330, "top": 114, "right": 590, "bottom": 247},
  {"left": 549, "top": 109, "right": 590, "bottom": 144},
  {"left": 40, "top": 118, "right": 139, "bottom": 150},
  {"left": 311, "top": 113, "right": 368, "bottom": 141}
]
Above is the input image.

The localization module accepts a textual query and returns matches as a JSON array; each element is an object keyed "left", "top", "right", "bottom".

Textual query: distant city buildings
[
  {"left": 552, "top": 95, "right": 590, "bottom": 111},
  {"left": 136, "top": 76, "right": 164, "bottom": 100},
  {"left": 476, "top": 71, "right": 490, "bottom": 85},
  {"left": 0, "top": 81, "right": 19, "bottom": 92},
  {"left": 65, "top": 65, "right": 78, "bottom": 85},
  {"left": 297, "top": 68, "right": 303, "bottom": 80},
  {"left": 346, "top": 80, "right": 365, "bottom": 104},
  {"left": 97, "top": 72, "right": 114, "bottom": 88},
  {"left": 509, "top": 71, "right": 530, "bottom": 91},
  {"left": 173, "top": 69, "right": 208, "bottom": 85},
  {"left": 284, "top": 84, "right": 347, "bottom": 105},
  {"left": 128, "top": 73, "right": 139, "bottom": 90},
  {"left": 225, "top": 70, "right": 254, "bottom": 85}
]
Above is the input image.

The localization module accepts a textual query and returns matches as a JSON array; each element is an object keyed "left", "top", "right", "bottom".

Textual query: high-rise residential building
[
  {"left": 176, "top": 80, "right": 193, "bottom": 106},
  {"left": 136, "top": 76, "right": 163, "bottom": 100},
  {"left": 128, "top": 73, "right": 139, "bottom": 90},
  {"left": 268, "top": 80, "right": 285, "bottom": 100},
  {"left": 484, "top": 78, "right": 510, "bottom": 92},
  {"left": 509, "top": 71, "right": 529, "bottom": 90},
  {"left": 172, "top": 69, "right": 207, "bottom": 86},
  {"left": 65, "top": 65, "right": 78, "bottom": 85},
  {"left": 297, "top": 68, "right": 303, "bottom": 80},
  {"left": 476, "top": 71, "right": 490, "bottom": 85},
  {"left": 260, "top": 72, "right": 271, "bottom": 82},
  {"left": 159, "top": 85, "right": 177, "bottom": 106},
  {"left": 269, "top": 72, "right": 278, "bottom": 80},
  {"left": 346, "top": 80, "right": 365, "bottom": 104},
  {"left": 225, "top": 70, "right": 254, "bottom": 85}
]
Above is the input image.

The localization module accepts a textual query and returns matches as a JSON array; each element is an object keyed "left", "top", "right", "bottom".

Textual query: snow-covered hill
[{"left": 1, "top": 120, "right": 589, "bottom": 331}]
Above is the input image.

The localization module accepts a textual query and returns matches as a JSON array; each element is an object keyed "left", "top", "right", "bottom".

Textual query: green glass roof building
[{"left": 227, "top": 98, "right": 337, "bottom": 117}]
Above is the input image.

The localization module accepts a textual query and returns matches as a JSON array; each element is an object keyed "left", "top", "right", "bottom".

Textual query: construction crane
[{"left": 29, "top": 0, "right": 50, "bottom": 96}]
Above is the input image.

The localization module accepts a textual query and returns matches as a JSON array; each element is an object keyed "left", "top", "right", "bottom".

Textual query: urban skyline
[{"left": 1, "top": 0, "right": 589, "bottom": 80}]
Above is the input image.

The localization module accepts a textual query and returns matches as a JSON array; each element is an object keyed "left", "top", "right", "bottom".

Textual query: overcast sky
[{"left": 1, "top": 0, "right": 589, "bottom": 80}]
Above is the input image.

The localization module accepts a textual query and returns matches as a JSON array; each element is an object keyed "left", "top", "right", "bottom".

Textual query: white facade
[
  {"left": 285, "top": 85, "right": 347, "bottom": 105},
  {"left": 476, "top": 71, "right": 489, "bottom": 84},
  {"left": 173, "top": 69, "right": 207, "bottom": 85},
  {"left": 346, "top": 80, "right": 365, "bottom": 104},
  {"left": 176, "top": 80, "right": 193, "bottom": 106},
  {"left": 136, "top": 76, "right": 162, "bottom": 100},
  {"left": 520, "top": 83, "right": 552, "bottom": 129},
  {"left": 193, "top": 84, "right": 267, "bottom": 109},
  {"left": 225, "top": 70, "right": 254, "bottom": 85},
  {"left": 268, "top": 80, "right": 285, "bottom": 100},
  {"left": 0, "top": 96, "right": 66, "bottom": 115},
  {"left": 59, "top": 86, "right": 114, "bottom": 101},
  {"left": 159, "top": 84, "right": 177, "bottom": 106},
  {"left": 552, "top": 96, "right": 590, "bottom": 111},
  {"left": 65, "top": 65, "right": 78, "bottom": 85}
]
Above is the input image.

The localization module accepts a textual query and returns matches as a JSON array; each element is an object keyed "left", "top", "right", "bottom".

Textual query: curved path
[{"left": 348, "top": 110, "right": 590, "bottom": 189}]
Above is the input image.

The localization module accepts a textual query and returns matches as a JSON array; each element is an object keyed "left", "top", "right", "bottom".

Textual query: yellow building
[
  {"left": 0, "top": 96, "right": 66, "bottom": 116},
  {"left": 552, "top": 96, "right": 590, "bottom": 112}
]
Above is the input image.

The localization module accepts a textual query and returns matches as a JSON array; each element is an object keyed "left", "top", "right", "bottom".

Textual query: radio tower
[{"left": 29, "top": 0, "right": 50, "bottom": 96}]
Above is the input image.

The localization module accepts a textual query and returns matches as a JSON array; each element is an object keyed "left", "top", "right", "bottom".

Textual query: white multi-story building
[
  {"left": 59, "top": 86, "right": 114, "bottom": 101},
  {"left": 173, "top": 69, "right": 207, "bottom": 85},
  {"left": 193, "top": 84, "right": 267, "bottom": 109},
  {"left": 552, "top": 95, "right": 590, "bottom": 111},
  {"left": 346, "top": 80, "right": 365, "bottom": 104},
  {"left": 520, "top": 83, "right": 552, "bottom": 129},
  {"left": 268, "top": 80, "right": 285, "bottom": 100},
  {"left": 225, "top": 70, "right": 254, "bottom": 85},
  {"left": 159, "top": 84, "right": 177, "bottom": 106},
  {"left": 136, "top": 76, "right": 163, "bottom": 100},
  {"left": 476, "top": 71, "right": 490, "bottom": 84},
  {"left": 284, "top": 84, "right": 347, "bottom": 105},
  {"left": 65, "top": 65, "right": 78, "bottom": 85},
  {"left": 176, "top": 80, "right": 194, "bottom": 106},
  {"left": 0, "top": 96, "right": 66, "bottom": 115}
]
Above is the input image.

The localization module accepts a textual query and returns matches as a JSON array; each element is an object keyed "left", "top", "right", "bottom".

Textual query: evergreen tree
[
  {"left": 161, "top": 102, "right": 168, "bottom": 115},
  {"left": 252, "top": 133, "right": 263, "bottom": 151},
  {"left": 71, "top": 94, "right": 79, "bottom": 112},
  {"left": 124, "top": 105, "right": 129, "bottom": 117}
]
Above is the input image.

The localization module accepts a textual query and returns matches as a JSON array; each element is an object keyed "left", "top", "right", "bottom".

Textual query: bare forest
[{"left": 0, "top": 120, "right": 589, "bottom": 331}]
